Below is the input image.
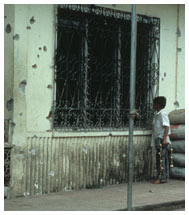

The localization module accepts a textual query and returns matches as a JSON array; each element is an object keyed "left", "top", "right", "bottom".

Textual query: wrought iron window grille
[{"left": 53, "top": 4, "right": 160, "bottom": 131}]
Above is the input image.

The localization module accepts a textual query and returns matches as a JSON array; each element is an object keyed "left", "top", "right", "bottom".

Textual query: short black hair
[{"left": 153, "top": 96, "right": 166, "bottom": 109}]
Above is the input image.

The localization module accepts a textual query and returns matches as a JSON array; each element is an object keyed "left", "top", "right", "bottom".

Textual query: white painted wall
[
  {"left": 4, "top": 4, "right": 185, "bottom": 198},
  {"left": 100, "top": 4, "right": 185, "bottom": 114},
  {"left": 4, "top": 5, "right": 15, "bottom": 120},
  {"left": 5, "top": 4, "right": 185, "bottom": 136}
]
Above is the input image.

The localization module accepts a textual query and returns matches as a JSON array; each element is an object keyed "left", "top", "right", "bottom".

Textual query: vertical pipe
[
  {"left": 127, "top": 4, "right": 137, "bottom": 211},
  {"left": 175, "top": 4, "right": 179, "bottom": 105}
]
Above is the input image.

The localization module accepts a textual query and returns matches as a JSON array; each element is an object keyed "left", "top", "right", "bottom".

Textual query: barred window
[{"left": 53, "top": 5, "right": 160, "bottom": 131}]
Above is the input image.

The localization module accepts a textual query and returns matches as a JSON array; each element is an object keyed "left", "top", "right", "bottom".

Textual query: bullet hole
[
  {"left": 17, "top": 153, "right": 25, "bottom": 160},
  {"left": 34, "top": 183, "right": 39, "bottom": 189},
  {"left": 19, "top": 113, "right": 23, "bottom": 117},
  {"left": 39, "top": 47, "right": 42, "bottom": 50},
  {"left": 177, "top": 48, "right": 182, "bottom": 52},
  {"left": 164, "top": 72, "right": 166, "bottom": 77},
  {"left": 19, "top": 80, "right": 27, "bottom": 93},
  {"left": 43, "top": 46, "right": 47, "bottom": 52},
  {"left": 48, "top": 171, "right": 55, "bottom": 176},
  {"left": 30, "top": 16, "right": 36, "bottom": 24},
  {"left": 6, "top": 24, "right": 11, "bottom": 33},
  {"left": 6, "top": 98, "right": 13, "bottom": 112},
  {"left": 37, "top": 54, "right": 40, "bottom": 58},
  {"left": 28, "top": 148, "right": 36, "bottom": 155},
  {"left": 4, "top": 16, "right": 7, "bottom": 19},
  {"left": 47, "top": 84, "right": 52, "bottom": 89},
  {"left": 162, "top": 78, "right": 164, "bottom": 81},
  {"left": 11, "top": 122, "right": 16, "bottom": 129},
  {"left": 174, "top": 101, "right": 179, "bottom": 108},
  {"left": 82, "top": 145, "right": 88, "bottom": 154},
  {"left": 13, "top": 34, "right": 20, "bottom": 40},
  {"left": 176, "top": 27, "right": 181, "bottom": 37},
  {"left": 23, "top": 192, "right": 30, "bottom": 196},
  {"left": 46, "top": 111, "right": 52, "bottom": 120},
  {"left": 32, "top": 64, "right": 37, "bottom": 69},
  {"left": 26, "top": 26, "right": 31, "bottom": 30}
]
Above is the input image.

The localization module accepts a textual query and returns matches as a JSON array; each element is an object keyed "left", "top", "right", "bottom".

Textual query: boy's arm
[{"left": 163, "top": 126, "right": 169, "bottom": 145}]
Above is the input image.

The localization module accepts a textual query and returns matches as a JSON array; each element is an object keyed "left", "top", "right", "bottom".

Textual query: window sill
[{"left": 52, "top": 130, "right": 152, "bottom": 137}]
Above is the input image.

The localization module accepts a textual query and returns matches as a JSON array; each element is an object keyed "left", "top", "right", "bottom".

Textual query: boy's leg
[
  {"left": 159, "top": 145, "right": 168, "bottom": 182},
  {"left": 156, "top": 149, "right": 160, "bottom": 179}
]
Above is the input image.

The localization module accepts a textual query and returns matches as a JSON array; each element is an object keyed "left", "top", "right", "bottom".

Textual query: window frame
[{"left": 52, "top": 4, "right": 160, "bottom": 132}]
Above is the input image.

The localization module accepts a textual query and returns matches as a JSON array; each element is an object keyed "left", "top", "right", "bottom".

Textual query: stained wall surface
[{"left": 4, "top": 4, "right": 185, "bottom": 198}]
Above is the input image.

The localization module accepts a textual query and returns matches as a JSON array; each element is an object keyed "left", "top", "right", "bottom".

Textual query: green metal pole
[{"left": 127, "top": 4, "right": 137, "bottom": 211}]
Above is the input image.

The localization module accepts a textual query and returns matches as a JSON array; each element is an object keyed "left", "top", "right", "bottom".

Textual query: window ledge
[{"left": 52, "top": 130, "right": 152, "bottom": 137}]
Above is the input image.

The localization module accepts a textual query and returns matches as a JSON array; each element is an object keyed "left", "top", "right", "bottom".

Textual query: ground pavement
[{"left": 4, "top": 179, "right": 185, "bottom": 211}]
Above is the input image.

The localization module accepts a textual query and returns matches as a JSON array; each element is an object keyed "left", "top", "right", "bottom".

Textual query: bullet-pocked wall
[
  {"left": 4, "top": 5, "right": 15, "bottom": 122},
  {"left": 4, "top": 4, "right": 185, "bottom": 198}
]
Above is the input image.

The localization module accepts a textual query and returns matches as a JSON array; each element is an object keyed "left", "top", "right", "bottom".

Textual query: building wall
[
  {"left": 4, "top": 4, "right": 185, "bottom": 198},
  {"left": 4, "top": 5, "right": 15, "bottom": 120}
]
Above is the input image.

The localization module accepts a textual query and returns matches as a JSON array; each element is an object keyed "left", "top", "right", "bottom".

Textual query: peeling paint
[
  {"left": 48, "top": 171, "right": 55, "bottom": 176},
  {"left": 28, "top": 148, "right": 36, "bottom": 155},
  {"left": 30, "top": 16, "right": 36, "bottom": 24},
  {"left": 116, "top": 160, "right": 120, "bottom": 167},
  {"left": 19, "top": 80, "right": 27, "bottom": 93},
  {"left": 23, "top": 192, "right": 30, "bottom": 196},
  {"left": 13, "top": 34, "right": 20, "bottom": 40},
  {"left": 6, "top": 24, "right": 11, "bottom": 33},
  {"left": 64, "top": 182, "right": 72, "bottom": 191},
  {"left": 98, "top": 162, "right": 101, "bottom": 169},
  {"left": 6, "top": 98, "right": 13, "bottom": 111},
  {"left": 34, "top": 183, "right": 39, "bottom": 189},
  {"left": 17, "top": 153, "right": 25, "bottom": 160},
  {"left": 82, "top": 145, "right": 88, "bottom": 154}
]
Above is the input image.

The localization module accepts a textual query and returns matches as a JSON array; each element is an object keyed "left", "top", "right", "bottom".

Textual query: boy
[{"left": 152, "top": 96, "right": 171, "bottom": 184}]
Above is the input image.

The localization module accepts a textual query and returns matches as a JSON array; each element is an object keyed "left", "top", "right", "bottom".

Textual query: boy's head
[{"left": 153, "top": 96, "right": 166, "bottom": 111}]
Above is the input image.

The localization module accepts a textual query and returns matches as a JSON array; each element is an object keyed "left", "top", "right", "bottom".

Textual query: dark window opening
[{"left": 54, "top": 5, "right": 160, "bottom": 131}]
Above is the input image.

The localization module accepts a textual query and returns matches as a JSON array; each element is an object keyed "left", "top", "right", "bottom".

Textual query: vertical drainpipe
[
  {"left": 127, "top": 4, "right": 137, "bottom": 211},
  {"left": 175, "top": 4, "right": 179, "bottom": 106}
]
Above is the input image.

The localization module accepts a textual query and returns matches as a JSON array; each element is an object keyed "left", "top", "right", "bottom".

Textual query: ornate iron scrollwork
[{"left": 54, "top": 5, "right": 160, "bottom": 131}]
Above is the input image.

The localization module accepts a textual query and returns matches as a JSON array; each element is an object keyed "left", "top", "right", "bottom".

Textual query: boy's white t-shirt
[{"left": 151, "top": 109, "right": 171, "bottom": 146}]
